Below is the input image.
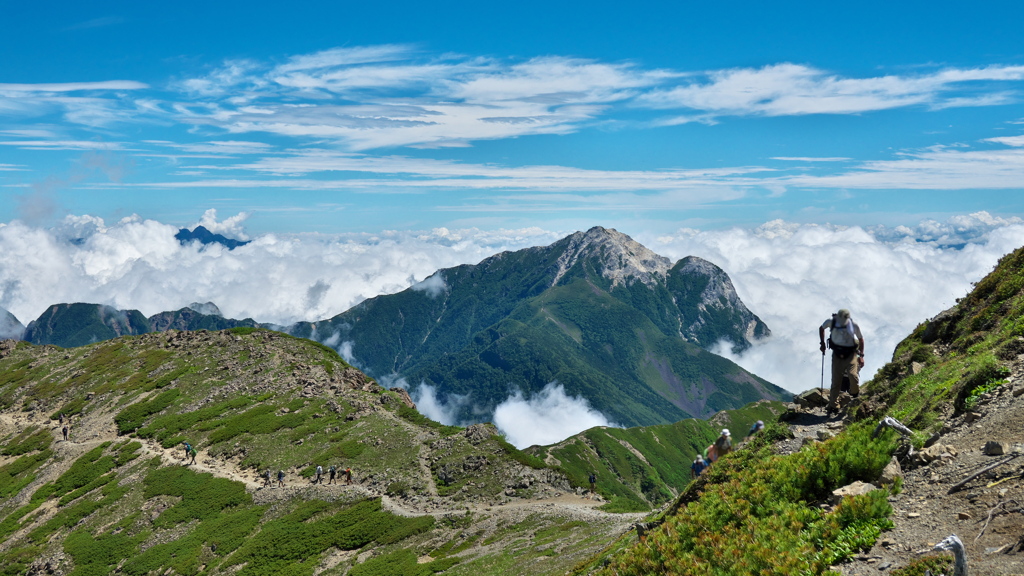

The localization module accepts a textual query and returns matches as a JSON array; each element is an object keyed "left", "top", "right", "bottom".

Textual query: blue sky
[{"left": 2, "top": 1, "right": 1023, "bottom": 235}]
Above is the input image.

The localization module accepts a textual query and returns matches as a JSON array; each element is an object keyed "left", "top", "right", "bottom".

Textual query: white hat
[{"left": 721, "top": 428, "right": 731, "bottom": 436}]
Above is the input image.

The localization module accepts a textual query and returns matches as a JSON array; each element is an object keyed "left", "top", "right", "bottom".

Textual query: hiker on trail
[
  {"left": 747, "top": 420, "right": 765, "bottom": 438},
  {"left": 59, "top": 412, "right": 65, "bottom": 425},
  {"left": 691, "top": 454, "right": 707, "bottom": 478},
  {"left": 62, "top": 424, "right": 69, "bottom": 442},
  {"left": 188, "top": 447, "right": 197, "bottom": 466},
  {"left": 277, "top": 470, "right": 285, "bottom": 488},
  {"left": 183, "top": 442, "right": 193, "bottom": 461},
  {"left": 712, "top": 429, "right": 732, "bottom": 462},
  {"left": 262, "top": 469, "right": 272, "bottom": 487},
  {"left": 819, "top": 308, "right": 865, "bottom": 414},
  {"left": 588, "top": 472, "right": 597, "bottom": 496},
  {"left": 345, "top": 467, "right": 352, "bottom": 485},
  {"left": 314, "top": 465, "right": 323, "bottom": 484},
  {"left": 328, "top": 465, "right": 337, "bottom": 484}
]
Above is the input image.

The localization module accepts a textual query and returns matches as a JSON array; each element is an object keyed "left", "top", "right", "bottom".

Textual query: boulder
[
  {"left": 877, "top": 457, "right": 902, "bottom": 486},
  {"left": 817, "top": 429, "right": 835, "bottom": 441},
  {"left": 983, "top": 441, "right": 1005, "bottom": 456},
  {"left": 794, "top": 389, "right": 829, "bottom": 409},
  {"left": 832, "top": 481, "right": 879, "bottom": 505},
  {"left": 915, "top": 444, "right": 958, "bottom": 465}
]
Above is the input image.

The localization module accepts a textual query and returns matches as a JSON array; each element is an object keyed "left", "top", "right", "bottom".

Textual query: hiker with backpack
[
  {"left": 62, "top": 424, "right": 69, "bottom": 442},
  {"left": 262, "top": 469, "right": 272, "bottom": 487},
  {"left": 819, "top": 309, "right": 865, "bottom": 415},
  {"left": 588, "top": 472, "right": 597, "bottom": 496},
  {"left": 713, "top": 429, "right": 732, "bottom": 461},
  {"left": 277, "top": 470, "right": 285, "bottom": 488},
  {"left": 314, "top": 465, "right": 323, "bottom": 484},
  {"left": 182, "top": 442, "right": 193, "bottom": 462},
  {"left": 188, "top": 446, "right": 197, "bottom": 466},
  {"left": 747, "top": 420, "right": 765, "bottom": 438},
  {"left": 328, "top": 465, "right": 337, "bottom": 484},
  {"left": 344, "top": 467, "right": 352, "bottom": 485},
  {"left": 691, "top": 454, "right": 707, "bottom": 478}
]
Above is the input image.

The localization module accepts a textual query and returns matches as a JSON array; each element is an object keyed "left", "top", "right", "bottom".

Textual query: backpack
[{"left": 828, "top": 316, "right": 859, "bottom": 358}]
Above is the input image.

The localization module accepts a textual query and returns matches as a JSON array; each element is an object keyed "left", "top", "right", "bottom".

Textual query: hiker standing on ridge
[
  {"left": 819, "top": 309, "right": 865, "bottom": 415},
  {"left": 588, "top": 472, "right": 597, "bottom": 496}
]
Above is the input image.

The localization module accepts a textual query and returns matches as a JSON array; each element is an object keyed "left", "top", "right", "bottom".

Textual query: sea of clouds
[{"left": 1, "top": 210, "right": 1022, "bottom": 447}]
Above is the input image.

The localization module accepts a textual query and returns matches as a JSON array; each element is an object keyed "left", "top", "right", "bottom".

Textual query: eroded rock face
[
  {"left": 389, "top": 387, "right": 416, "bottom": 409},
  {"left": 464, "top": 423, "right": 498, "bottom": 445}
]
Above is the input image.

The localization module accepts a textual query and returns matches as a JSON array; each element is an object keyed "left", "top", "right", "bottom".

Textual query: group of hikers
[
  {"left": 58, "top": 412, "right": 71, "bottom": 441},
  {"left": 260, "top": 464, "right": 352, "bottom": 487},
  {"left": 178, "top": 441, "right": 353, "bottom": 488},
  {"left": 691, "top": 308, "right": 867, "bottom": 478}
]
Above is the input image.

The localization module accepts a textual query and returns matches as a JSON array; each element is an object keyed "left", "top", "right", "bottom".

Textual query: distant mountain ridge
[
  {"left": 9, "top": 226, "right": 785, "bottom": 428},
  {"left": 287, "top": 226, "right": 783, "bottom": 427},
  {"left": 174, "top": 225, "right": 250, "bottom": 249},
  {"left": 22, "top": 302, "right": 258, "bottom": 347}
]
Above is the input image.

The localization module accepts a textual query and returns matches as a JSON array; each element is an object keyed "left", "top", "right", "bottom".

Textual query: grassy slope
[
  {"left": 0, "top": 327, "right": 797, "bottom": 576},
  {"left": 571, "top": 245, "right": 1024, "bottom": 576},
  {"left": 530, "top": 401, "right": 784, "bottom": 513}
]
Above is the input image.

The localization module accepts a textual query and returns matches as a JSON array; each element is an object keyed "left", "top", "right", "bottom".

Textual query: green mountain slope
[
  {"left": 0, "top": 328, "right": 794, "bottom": 575},
  {"left": 291, "top": 227, "right": 785, "bottom": 427},
  {"left": 571, "top": 245, "right": 1024, "bottom": 576},
  {"left": 530, "top": 400, "right": 784, "bottom": 513}
]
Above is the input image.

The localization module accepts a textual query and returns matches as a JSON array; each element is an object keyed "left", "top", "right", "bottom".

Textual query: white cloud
[
  {"left": 784, "top": 143, "right": 1024, "bottom": 189},
  {"left": 410, "top": 383, "right": 470, "bottom": 427},
  {"left": 492, "top": 383, "right": 617, "bottom": 448},
  {"left": 0, "top": 215, "right": 564, "bottom": 326},
  {"left": 410, "top": 272, "right": 447, "bottom": 298},
  {"left": 644, "top": 214, "right": 1024, "bottom": 395},
  {"left": 637, "top": 63, "right": 1024, "bottom": 117},
  {"left": 194, "top": 208, "right": 252, "bottom": 240},
  {"left": 0, "top": 81, "right": 148, "bottom": 92}
]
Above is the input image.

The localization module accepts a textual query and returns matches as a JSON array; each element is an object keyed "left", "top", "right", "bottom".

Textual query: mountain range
[{"left": 3, "top": 227, "right": 787, "bottom": 428}]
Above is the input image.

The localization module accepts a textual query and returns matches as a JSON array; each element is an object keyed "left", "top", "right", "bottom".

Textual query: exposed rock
[
  {"left": 832, "top": 481, "right": 879, "bottom": 505},
  {"left": 914, "top": 444, "right": 958, "bottom": 465},
  {"left": 911, "top": 361, "right": 925, "bottom": 374},
  {"left": 794, "top": 389, "right": 829, "bottom": 409},
  {"left": 816, "top": 429, "right": 835, "bottom": 441},
  {"left": 965, "top": 411, "right": 983, "bottom": 424},
  {"left": 983, "top": 440, "right": 1005, "bottom": 456},
  {"left": 389, "top": 387, "right": 417, "bottom": 409},
  {"left": 464, "top": 423, "right": 498, "bottom": 445},
  {"left": 877, "top": 457, "right": 903, "bottom": 486}
]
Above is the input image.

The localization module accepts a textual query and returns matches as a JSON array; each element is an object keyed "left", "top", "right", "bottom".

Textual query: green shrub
[
  {"left": 349, "top": 549, "right": 458, "bottom": 576},
  {"left": 1, "top": 426, "right": 52, "bottom": 456},
  {"left": 890, "top": 555, "right": 953, "bottom": 576},
  {"left": 143, "top": 466, "right": 252, "bottom": 526},
  {"left": 205, "top": 404, "right": 305, "bottom": 445},
  {"left": 593, "top": 423, "right": 897, "bottom": 576},
  {"left": 115, "top": 389, "right": 180, "bottom": 434},
  {"left": 0, "top": 449, "right": 52, "bottom": 498}
]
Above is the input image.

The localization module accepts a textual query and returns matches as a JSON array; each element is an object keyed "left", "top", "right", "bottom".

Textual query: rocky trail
[
  {"left": 784, "top": 381, "right": 1024, "bottom": 575},
  {"left": 1, "top": 402, "right": 638, "bottom": 536}
]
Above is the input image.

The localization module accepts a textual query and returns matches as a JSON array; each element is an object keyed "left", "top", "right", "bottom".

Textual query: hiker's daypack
[{"left": 827, "top": 315, "right": 859, "bottom": 359}]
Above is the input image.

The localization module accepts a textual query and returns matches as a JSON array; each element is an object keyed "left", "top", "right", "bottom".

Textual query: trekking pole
[{"left": 820, "top": 351, "right": 825, "bottom": 396}]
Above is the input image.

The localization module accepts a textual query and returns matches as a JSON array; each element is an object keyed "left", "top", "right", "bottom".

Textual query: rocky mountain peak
[{"left": 552, "top": 226, "right": 672, "bottom": 288}]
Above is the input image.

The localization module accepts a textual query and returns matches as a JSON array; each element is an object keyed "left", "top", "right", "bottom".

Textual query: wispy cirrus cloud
[
  {"left": 783, "top": 140, "right": 1024, "bottom": 190},
  {"left": 637, "top": 63, "right": 1024, "bottom": 118}
]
